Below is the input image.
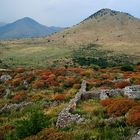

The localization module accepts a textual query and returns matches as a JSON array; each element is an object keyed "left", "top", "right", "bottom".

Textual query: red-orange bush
[
  {"left": 64, "top": 77, "right": 76, "bottom": 87},
  {"left": 25, "top": 128, "right": 73, "bottom": 140},
  {"left": 32, "top": 80, "right": 46, "bottom": 89},
  {"left": 126, "top": 105, "right": 140, "bottom": 127},
  {"left": 107, "top": 98, "right": 136, "bottom": 117},
  {"left": 101, "top": 98, "right": 115, "bottom": 107},
  {"left": 49, "top": 81, "right": 59, "bottom": 86},
  {"left": 12, "top": 77, "right": 24, "bottom": 86},
  {"left": 54, "top": 94, "right": 66, "bottom": 101},
  {"left": 54, "top": 68, "right": 66, "bottom": 76},
  {"left": 100, "top": 74, "right": 110, "bottom": 80},
  {"left": 14, "top": 68, "right": 25, "bottom": 73},
  {"left": 114, "top": 80, "right": 130, "bottom": 89},
  {"left": 57, "top": 76, "right": 65, "bottom": 82},
  {"left": 12, "top": 92, "right": 26, "bottom": 102},
  {"left": 13, "top": 95, "right": 22, "bottom": 100}
]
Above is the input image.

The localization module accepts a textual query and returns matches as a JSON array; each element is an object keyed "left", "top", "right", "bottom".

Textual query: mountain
[
  {"left": 0, "top": 22, "right": 7, "bottom": 27},
  {"left": 47, "top": 9, "right": 140, "bottom": 55},
  {"left": 0, "top": 17, "right": 64, "bottom": 39}
]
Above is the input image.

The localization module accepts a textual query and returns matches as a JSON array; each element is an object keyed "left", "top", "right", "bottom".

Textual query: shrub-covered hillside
[{"left": 0, "top": 66, "right": 140, "bottom": 140}]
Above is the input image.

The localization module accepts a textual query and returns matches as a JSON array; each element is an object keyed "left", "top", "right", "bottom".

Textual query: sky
[{"left": 0, "top": 0, "right": 140, "bottom": 27}]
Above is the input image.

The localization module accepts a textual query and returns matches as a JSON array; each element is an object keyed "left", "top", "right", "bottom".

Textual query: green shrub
[
  {"left": 90, "top": 64, "right": 100, "bottom": 71},
  {"left": 121, "top": 65, "right": 134, "bottom": 71},
  {"left": 14, "top": 110, "right": 50, "bottom": 139}
]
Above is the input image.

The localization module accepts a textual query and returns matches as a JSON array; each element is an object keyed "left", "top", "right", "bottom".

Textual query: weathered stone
[
  {"left": 0, "top": 75, "right": 12, "bottom": 83},
  {"left": 56, "top": 79, "right": 140, "bottom": 128},
  {"left": 56, "top": 80, "right": 86, "bottom": 128},
  {"left": 131, "top": 130, "right": 140, "bottom": 140},
  {"left": 112, "top": 78, "right": 130, "bottom": 84},
  {"left": 4, "top": 88, "right": 11, "bottom": 99},
  {"left": 124, "top": 85, "right": 140, "bottom": 99},
  {"left": 23, "top": 80, "right": 29, "bottom": 89},
  {"left": 0, "top": 102, "right": 32, "bottom": 114}
]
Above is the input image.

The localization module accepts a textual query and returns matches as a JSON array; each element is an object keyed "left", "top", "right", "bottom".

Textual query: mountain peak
[
  {"left": 83, "top": 8, "right": 134, "bottom": 22},
  {"left": 14, "top": 17, "right": 38, "bottom": 24},
  {"left": 84, "top": 8, "right": 118, "bottom": 21},
  {"left": 0, "top": 17, "right": 64, "bottom": 39}
]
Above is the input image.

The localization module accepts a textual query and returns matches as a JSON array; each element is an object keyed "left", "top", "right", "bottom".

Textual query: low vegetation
[{"left": 0, "top": 65, "right": 140, "bottom": 140}]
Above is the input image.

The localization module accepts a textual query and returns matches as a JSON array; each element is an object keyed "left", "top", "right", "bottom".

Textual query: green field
[{"left": 0, "top": 43, "right": 72, "bottom": 68}]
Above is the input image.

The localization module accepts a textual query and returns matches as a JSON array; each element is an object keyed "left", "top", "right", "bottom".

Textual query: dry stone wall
[{"left": 56, "top": 80, "right": 140, "bottom": 128}]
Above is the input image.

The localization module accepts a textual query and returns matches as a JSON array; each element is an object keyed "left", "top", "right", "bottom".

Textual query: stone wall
[
  {"left": 56, "top": 79, "right": 140, "bottom": 128},
  {"left": 56, "top": 80, "right": 86, "bottom": 128}
]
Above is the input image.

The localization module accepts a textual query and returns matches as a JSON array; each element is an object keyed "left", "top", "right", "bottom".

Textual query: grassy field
[
  {"left": 0, "top": 43, "right": 72, "bottom": 68},
  {"left": 1, "top": 41, "right": 140, "bottom": 69}
]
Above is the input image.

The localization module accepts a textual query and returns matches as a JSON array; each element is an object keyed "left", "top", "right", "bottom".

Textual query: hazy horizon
[{"left": 0, "top": 0, "right": 140, "bottom": 27}]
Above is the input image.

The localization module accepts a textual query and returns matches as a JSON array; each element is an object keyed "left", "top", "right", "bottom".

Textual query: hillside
[
  {"left": 0, "top": 66, "right": 140, "bottom": 140},
  {"left": 0, "top": 22, "right": 7, "bottom": 27},
  {"left": 0, "top": 8, "right": 140, "bottom": 140},
  {"left": 0, "top": 17, "right": 63, "bottom": 39},
  {"left": 47, "top": 8, "right": 140, "bottom": 55}
]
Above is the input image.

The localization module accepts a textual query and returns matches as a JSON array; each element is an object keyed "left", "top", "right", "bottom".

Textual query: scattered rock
[
  {"left": 4, "top": 88, "right": 11, "bottom": 99},
  {"left": 124, "top": 85, "right": 140, "bottom": 99},
  {"left": 131, "top": 130, "right": 140, "bottom": 140},
  {"left": 112, "top": 78, "right": 130, "bottom": 84},
  {"left": 0, "top": 75, "right": 12, "bottom": 83},
  {"left": 0, "top": 102, "right": 32, "bottom": 114}
]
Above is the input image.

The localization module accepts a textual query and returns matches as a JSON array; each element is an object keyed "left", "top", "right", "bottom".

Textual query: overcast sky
[{"left": 0, "top": 0, "right": 140, "bottom": 27}]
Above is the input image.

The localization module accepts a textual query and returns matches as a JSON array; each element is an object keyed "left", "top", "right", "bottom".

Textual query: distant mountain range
[{"left": 0, "top": 17, "right": 64, "bottom": 39}]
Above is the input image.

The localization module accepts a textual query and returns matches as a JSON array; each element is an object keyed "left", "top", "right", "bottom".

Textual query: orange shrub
[
  {"left": 44, "top": 70, "right": 52, "bottom": 76},
  {"left": 54, "top": 94, "right": 66, "bottom": 101},
  {"left": 73, "top": 67, "right": 83, "bottom": 73},
  {"left": 54, "top": 68, "right": 66, "bottom": 76},
  {"left": 57, "top": 76, "right": 65, "bottom": 82},
  {"left": 100, "top": 86, "right": 111, "bottom": 90},
  {"left": 107, "top": 98, "right": 136, "bottom": 117},
  {"left": 136, "top": 79, "right": 140, "bottom": 85},
  {"left": 14, "top": 68, "right": 25, "bottom": 73},
  {"left": 100, "top": 98, "right": 115, "bottom": 107},
  {"left": 98, "top": 69, "right": 107, "bottom": 73},
  {"left": 80, "top": 69, "right": 93, "bottom": 77},
  {"left": 13, "top": 95, "right": 22, "bottom": 100},
  {"left": 126, "top": 105, "right": 140, "bottom": 127},
  {"left": 25, "top": 128, "right": 73, "bottom": 140},
  {"left": 32, "top": 80, "right": 46, "bottom": 89},
  {"left": 35, "top": 69, "right": 44, "bottom": 76},
  {"left": 100, "top": 74, "right": 110, "bottom": 80},
  {"left": 12, "top": 77, "right": 24, "bottom": 86},
  {"left": 64, "top": 77, "right": 76, "bottom": 87},
  {"left": 114, "top": 80, "right": 130, "bottom": 89},
  {"left": 49, "top": 81, "right": 59, "bottom": 86}
]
